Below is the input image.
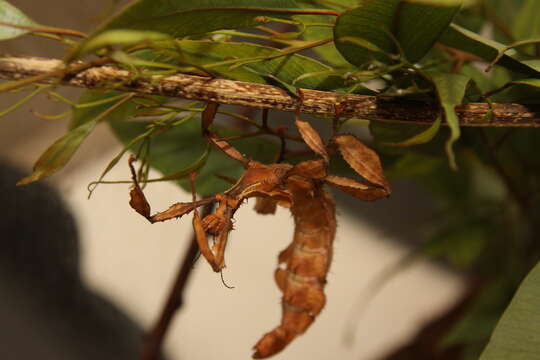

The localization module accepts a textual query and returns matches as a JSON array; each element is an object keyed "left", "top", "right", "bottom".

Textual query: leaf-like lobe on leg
[
  {"left": 129, "top": 186, "right": 151, "bottom": 219},
  {"left": 324, "top": 175, "right": 390, "bottom": 200},
  {"left": 150, "top": 199, "right": 211, "bottom": 222},
  {"left": 254, "top": 196, "right": 277, "bottom": 215},
  {"left": 333, "top": 134, "right": 391, "bottom": 192},
  {"left": 128, "top": 155, "right": 151, "bottom": 219},
  {"left": 289, "top": 159, "right": 327, "bottom": 179},
  {"left": 207, "top": 132, "right": 249, "bottom": 166},
  {"left": 193, "top": 209, "right": 221, "bottom": 272},
  {"left": 295, "top": 118, "right": 329, "bottom": 163}
]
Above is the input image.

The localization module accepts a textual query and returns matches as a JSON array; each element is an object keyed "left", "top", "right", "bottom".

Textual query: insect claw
[
  {"left": 220, "top": 270, "right": 235, "bottom": 289},
  {"left": 128, "top": 156, "right": 151, "bottom": 219}
]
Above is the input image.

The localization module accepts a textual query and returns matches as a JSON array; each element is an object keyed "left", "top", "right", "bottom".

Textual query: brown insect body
[
  {"left": 253, "top": 167, "right": 336, "bottom": 358},
  {"left": 128, "top": 108, "right": 391, "bottom": 358}
]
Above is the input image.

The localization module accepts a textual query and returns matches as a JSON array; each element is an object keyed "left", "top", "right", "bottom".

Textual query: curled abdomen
[{"left": 253, "top": 182, "right": 336, "bottom": 358}]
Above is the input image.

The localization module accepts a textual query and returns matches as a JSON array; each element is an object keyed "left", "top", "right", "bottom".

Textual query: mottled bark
[{"left": 2, "top": 54, "right": 540, "bottom": 127}]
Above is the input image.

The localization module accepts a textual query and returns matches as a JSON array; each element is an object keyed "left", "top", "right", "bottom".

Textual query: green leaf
[
  {"left": 110, "top": 114, "right": 279, "bottom": 197},
  {"left": 370, "top": 120, "right": 444, "bottom": 156},
  {"left": 334, "top": 0, "right": 460, "bottom": 66},
  {"left": 395, "top": 1, "right": 461, "bottom": 63},
  {"left": 296, "top": 0, "right": 359, "bottom": 67},
  {"left": 439, "top": 24, "right": 540, "bottom": 76},
  {"left": 489, "top": 79, "right": 540, "bottom": 104},
  {"left": 141, "top": 40, "right": 348, "bottom": 90},
  {"left": 404, "top": 0, "right": 462, "bottom": 4},
  {"left": 70, "top": 29, "right": 171, "bottom": 59},
  {"left": 296, "top": 17, "right": 350, "bottom": 67},
  {"left": 513, "top": 0, "right": 540, "bottom": 42},
  {"left": 426, "top": 71, "right": 470, "bottom": 170},
  {"left": 18, "top": 92, "right": 136, "bottom": 185},
  {"left": 73, "top": 90, "right": 278, "bottom": 197},
  {"left": 0, "top": 0, "right": 38, "bottom": 40},
  {"left": 443, "top": 280, "right": 512, "bottom": 357},
  {"left": 521, "top": 59, "right": 540, "bottom": 73},
  {"left": 422, "top": 221, "right": 486, "bottom": 269},
  {"left": 383, "top": 151, "right": 444, "bottom": 178},
  {"left": 334, "top": 0, "right": 401, "bottom": 66},
  {"left": 91, "top": 0, "right": 299, "bottom": 39},
  {"left": 69, "top": 90, "right": 141, "bottom": 129},
  {"left": 511, "top": 78, "right": 540, "bottom": 88},
  {"left": 385, "top": 115, "right": 442, "bottom": 146},
  {"left": 480, "top": 261, "right": 540, "bottom": 360},
  {"left": 17, "top": 121, "right": 97, "bottom": 185}
]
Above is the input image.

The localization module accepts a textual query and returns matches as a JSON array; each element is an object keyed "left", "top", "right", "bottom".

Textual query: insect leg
[{"left": 128, "top": 156, "right": 215, "bottom": 223}]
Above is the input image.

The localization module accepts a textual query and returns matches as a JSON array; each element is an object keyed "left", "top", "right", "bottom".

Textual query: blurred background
[{"left": 0, "top": 1, "right": 466, "bottom": 359}]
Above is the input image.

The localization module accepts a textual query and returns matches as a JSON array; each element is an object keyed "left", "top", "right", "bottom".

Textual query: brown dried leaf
[
  {"left": 324, "top": 175, "right": 389, "bottom": 201},
  {"left": 254, "top": 196, "right": 277, "bottom": 215},
  {"left": 129, "top": 187, "right": 151, "bottom": 219},
  {"left": 207, "top": 133, "right": 248, "bottom": 165},
  {"left": 295, "top": 118, "right": 329, "bottom": 162},
  {"left": 333, "top": 134, "right": 390, "bottom": 191},
  {"left": 202, "top": 102, "right": 219, "bottom": 132}
]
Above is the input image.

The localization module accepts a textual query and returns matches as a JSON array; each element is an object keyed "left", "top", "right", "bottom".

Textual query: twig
[
  {"left": 2, "top": 54, "right": 540, "bottom": 127},
  {"left": 0, "top": 55, "right": 112, "bottom": 92},
  {"left": 140, "top": 203, "right": 214, "bottom": 360}
]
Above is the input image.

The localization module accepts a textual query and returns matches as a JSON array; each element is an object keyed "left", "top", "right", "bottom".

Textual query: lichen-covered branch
[{"left": 1, "top": 54, "right": 540, "bottom": 127}]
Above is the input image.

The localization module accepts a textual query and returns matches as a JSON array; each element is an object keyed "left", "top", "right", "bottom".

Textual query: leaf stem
[
  {"left": 222, "top": 130, "right": 266, "bottom": 141},
  {"left": 228, "top": 38, "right": 333, "bottom": 69},
  {"left": 304, "top": 0, "right": 353, "bottom": 10},
  {"left": 486, "top": 38, "right": 540, "bottom": 72},
  {"left": 0, "top": 56, "right": 112, "bottom": 93},
  {"left": 0, "top": 84, "right": 50, "bottom": 117},
  {"left": 210, "top": 29, "right": 302, "bottom": 46},
  {"left": 0, "top": 22, "right": 87, "bottom": 38},
  {"left": 179, "top": 7, "right": 341, "bottom": 16}
]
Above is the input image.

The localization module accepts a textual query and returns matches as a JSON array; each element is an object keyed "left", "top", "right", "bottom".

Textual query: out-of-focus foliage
[{"left": 0, "top": 0, "right": 38, "bottom": 39}]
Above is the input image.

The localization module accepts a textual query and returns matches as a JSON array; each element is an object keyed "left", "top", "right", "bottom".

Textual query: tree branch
[
  {"left": 140, "top": 203, "right": 214, "bottom": 360},
  {"left": 2, "top": 54, "right": 540, "bottom": 127}
]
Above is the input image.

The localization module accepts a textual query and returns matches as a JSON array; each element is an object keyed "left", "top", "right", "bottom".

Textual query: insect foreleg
[
  {"left": 128, "top": 156, "right": 215, "bottom": 223},
  {"left": 192, "top": 208, "right": 222, "bottom": 272}
]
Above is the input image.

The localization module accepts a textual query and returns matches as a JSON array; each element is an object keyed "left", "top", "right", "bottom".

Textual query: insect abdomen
[{"left": 253, "top": 179, "right": 336, "bottom": 358}]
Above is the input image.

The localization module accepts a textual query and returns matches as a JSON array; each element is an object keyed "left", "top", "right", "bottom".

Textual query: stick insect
[{"left": 128, "top": 100, "right": 391, "bottom": 358}]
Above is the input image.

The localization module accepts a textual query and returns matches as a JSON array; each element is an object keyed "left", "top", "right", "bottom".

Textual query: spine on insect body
[{"left": 253, "top": 176, "right": 336, "bottom": 359}]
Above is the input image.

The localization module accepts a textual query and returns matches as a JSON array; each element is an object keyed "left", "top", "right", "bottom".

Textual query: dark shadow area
[{"left": 0, "top": 160, "right": 167, "bottom": 360}]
